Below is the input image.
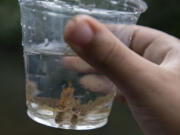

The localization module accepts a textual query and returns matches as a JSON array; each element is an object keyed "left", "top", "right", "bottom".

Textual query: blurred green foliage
[
  {"left": 0, "top": 0, "right": 21, "bottom": 50},
  {"left": 0, "top": 0, "right": 180, "bottom": 50}
]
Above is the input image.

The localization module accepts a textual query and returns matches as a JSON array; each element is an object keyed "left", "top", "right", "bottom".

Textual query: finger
[
  {"left": 79, "top": 75, "right": 114, "bottom": 94},
  {"left": 62, "top": 56, "right": 98, "bottom": 73},
  {"left": 62, "top": 25, "right": 135, "bottom": 73},
  {"left": 79, "top": 74, "right": 126, "bottom": 102},
  {"left": 64, "top": 15, "right": 159, "bottom": 93},
  {"left": 106, "top": 24, "right": 168, "bottom": 55},
  {"left": 62, "top": 55, "right": 126, "bottom": 102},
  {"left": 62, "top": 56, "right": 126, "bottom": 101},
  {"left": 106, "top": 24, "right": 135, "bottom": 47},
  {"left": 106, "top": 24, "right": 178, "bottom": 65}
]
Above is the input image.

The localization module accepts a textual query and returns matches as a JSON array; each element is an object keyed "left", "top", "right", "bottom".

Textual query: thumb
[{"left": 64, "top": 15, "right": 160, "bottom": 93}]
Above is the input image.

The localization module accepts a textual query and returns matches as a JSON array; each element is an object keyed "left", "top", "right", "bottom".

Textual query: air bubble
[
  {"left": 110, "top": 0, "right": 118, "bottom": 5},
  {"left": 28, "top": 26, "right": 32, "bottom": 30},
  {"left": 43, "top": 16, "right": 47, "bottom": 21},
  {"left": 32, "top": 9, "right": 36, "bottom": 12},
  {"left": 23, "top": 25, "right": 26, "bottom": 28}
]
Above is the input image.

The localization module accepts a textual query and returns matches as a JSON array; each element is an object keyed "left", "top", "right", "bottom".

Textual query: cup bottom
[{"left": 27, "top": 110, "right": 108, "bottom": 130}]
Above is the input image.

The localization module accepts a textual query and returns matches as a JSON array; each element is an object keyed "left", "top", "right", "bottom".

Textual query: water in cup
[{"left": 24, "top": 41, "right": 116, "bottom": 130}]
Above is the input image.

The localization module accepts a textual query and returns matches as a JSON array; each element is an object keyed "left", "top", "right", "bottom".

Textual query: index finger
[
  {"left": 106, "top": 24, "right": 179, "bottom": 65},
  {"left": 106, "top": 24, "right": 170, "bottom": 55}
]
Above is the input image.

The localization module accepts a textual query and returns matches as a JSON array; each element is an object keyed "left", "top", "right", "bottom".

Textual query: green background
[{"left": 0, "top": 0, "right": 179, "bottom": 135}]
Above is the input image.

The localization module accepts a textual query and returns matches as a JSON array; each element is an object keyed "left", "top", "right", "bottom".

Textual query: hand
[{"left": 64, "top": 15, "right": 180, "bottom": 135}]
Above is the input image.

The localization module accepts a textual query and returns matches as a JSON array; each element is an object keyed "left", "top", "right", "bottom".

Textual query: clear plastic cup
[{"left": 19, "top": 0, "right": 147, "bottom": 130}]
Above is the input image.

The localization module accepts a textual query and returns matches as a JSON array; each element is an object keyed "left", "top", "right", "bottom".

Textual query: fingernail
[{"left": 64, "top": 19, "right": 94, "bottom": 46}]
